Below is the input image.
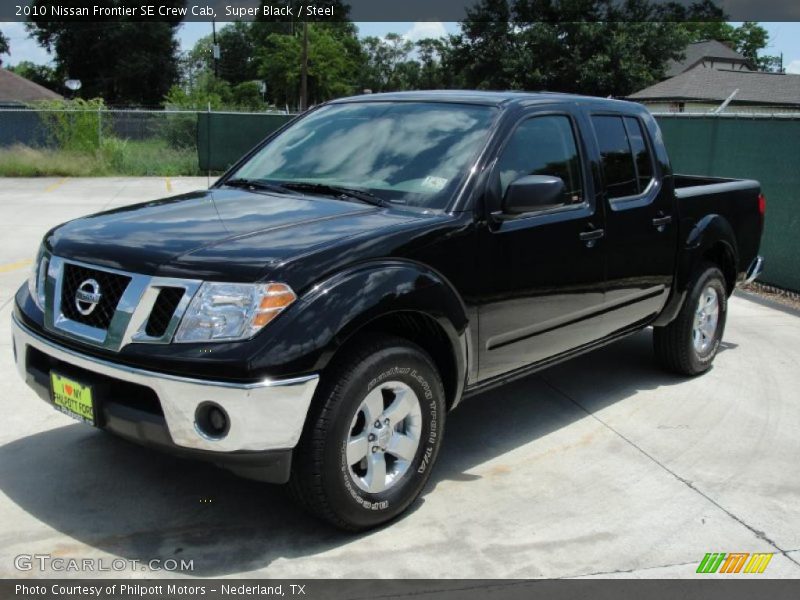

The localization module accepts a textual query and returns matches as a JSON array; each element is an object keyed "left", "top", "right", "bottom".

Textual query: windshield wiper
[
  {"left": 223, "top": 178, "right": 291, "bottom": 195},
  {"left": 278, "top": 182, "right": 386, "bottom": 207}
]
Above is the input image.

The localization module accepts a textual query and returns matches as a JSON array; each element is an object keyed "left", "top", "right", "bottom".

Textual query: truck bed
[{"left": 673, "top": 174, "right": 762, "bottom": 279}]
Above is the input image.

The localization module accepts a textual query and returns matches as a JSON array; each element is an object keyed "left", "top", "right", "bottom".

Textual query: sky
[{"left": 1, "top": 20, "right": 799, "bottom": 74}]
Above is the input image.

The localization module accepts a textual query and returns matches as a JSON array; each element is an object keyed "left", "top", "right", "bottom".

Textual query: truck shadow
[{"left": 0, "top": 329, "right": 693, "bottom": 576}]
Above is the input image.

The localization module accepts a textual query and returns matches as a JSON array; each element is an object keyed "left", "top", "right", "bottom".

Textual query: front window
[
  {"left": 495, "top": 115, "right": 584, "bottom": 209},
  {"left": 229, "top": 101, "right": 497, "bottom": 210}
]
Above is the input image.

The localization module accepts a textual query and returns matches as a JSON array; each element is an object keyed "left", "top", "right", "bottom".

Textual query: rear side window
[
  {"left": 496, "top": 115, "right": 584, "bottom": 209},
  {"left": 624, "top": 116, "right": 654, "bottom": 192},
  {"left": 592, "top": 114, "right": 656, "bottom": 200},
  {"left": 592, "top": 115, "right": 638, "bottom": 199}
]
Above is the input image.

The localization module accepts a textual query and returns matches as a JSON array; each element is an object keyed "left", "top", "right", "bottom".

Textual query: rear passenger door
[{"left": 590, "top": 113, "right": 677, "bottom": 332}]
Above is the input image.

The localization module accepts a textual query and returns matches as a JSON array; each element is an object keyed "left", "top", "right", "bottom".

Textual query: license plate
[{"left": 51, "top": 372, "right": 95, "bottom": 425}]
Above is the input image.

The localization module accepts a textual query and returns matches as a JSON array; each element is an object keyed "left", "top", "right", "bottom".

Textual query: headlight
[
  {"left": 174, "top": 282, "right": 296, "bottom": 343},
  {"left": 27, "top": 246, "right": 48, "bottom": 311}
]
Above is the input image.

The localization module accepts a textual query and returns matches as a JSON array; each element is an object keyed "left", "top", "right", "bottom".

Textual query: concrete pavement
[{"left": 0, "top": 178, "right": 798, "bottom": 579}]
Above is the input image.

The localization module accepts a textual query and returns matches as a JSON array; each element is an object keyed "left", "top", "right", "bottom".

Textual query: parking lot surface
[{"left": 0, "top": 177, "right": 798, "bottom": 579}]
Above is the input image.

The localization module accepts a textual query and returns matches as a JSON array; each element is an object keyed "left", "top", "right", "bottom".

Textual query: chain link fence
[{"left": 0, "top": 108, "right": 294, "bottom": 176}]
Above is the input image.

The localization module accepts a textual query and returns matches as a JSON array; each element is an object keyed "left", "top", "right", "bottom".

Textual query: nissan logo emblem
[{"left": 75, "top": 279, "right": 102, "bottom": 316}]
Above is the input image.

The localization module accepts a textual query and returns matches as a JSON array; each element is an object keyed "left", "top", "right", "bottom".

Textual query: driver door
[{"left": 478, "top": 108, "right": 607, "bottom": 380}]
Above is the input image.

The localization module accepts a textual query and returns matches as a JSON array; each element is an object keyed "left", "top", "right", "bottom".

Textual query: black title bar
[
  {"left": 3, "top": 0, "right": 800, "bottom": 23},
  {"left": 5, "top": 580, "right": 800, "bottom": 600}
]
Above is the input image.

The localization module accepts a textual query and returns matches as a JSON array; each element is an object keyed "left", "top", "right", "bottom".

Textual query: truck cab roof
[{"left": 331, "top": 89, "right": 644, "bottom": 112}]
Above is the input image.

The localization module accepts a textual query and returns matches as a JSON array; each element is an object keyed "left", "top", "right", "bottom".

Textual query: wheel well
[
  {"left": 336, "top": 312, "right": 460, "bottom": 411},
  {"left": 702, "top": 242, "right": 736, "bottom": 294}
]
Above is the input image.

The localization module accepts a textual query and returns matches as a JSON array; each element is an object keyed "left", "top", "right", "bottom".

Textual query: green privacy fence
[
  {"left": 655, "top": 114, "right": 800, "bottom": 292},
  {"left": 197, "top": 112, "right": 294, "bottom": 172}
]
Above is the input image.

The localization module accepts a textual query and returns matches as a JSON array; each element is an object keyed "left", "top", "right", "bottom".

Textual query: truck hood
[{"left": 46, "top": 188, "right": 432, "bottom": 281}]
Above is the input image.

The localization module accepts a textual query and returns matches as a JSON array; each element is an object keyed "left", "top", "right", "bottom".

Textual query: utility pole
[
  {"left": 212, "top": 18, "right": 220, "bottom": 80},
  {"left": 300, "top": 21, "right": 308, "bottom": 111}
]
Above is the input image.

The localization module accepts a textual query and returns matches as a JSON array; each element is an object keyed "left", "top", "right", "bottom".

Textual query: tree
[
  {"left": 360, "top": 33, "right": 418, "bottom": 92},
  {"left": 27, "top": 1, "right": 183, "bottom": 106},
  {"left": 216, "top": 22, "right": 259, "bottom": 85},
  {"left": 680, "top": 21, "right": 736, "bottom": 43},
  {"left": 447, "top": 0, "right": 514, "bottom": 90},
  {"left": 258, "top": 24, "right": 358, "bottom": 108},
  {"left": 731, "top": 22, "right": 782, "bottom": 72},
  {"left": 165, "top": 71, "right": 233, "bottom": 110},
  {"left": 448, "top": 0, "right": 731, "bottom": 96},
  {"left": 179, "top": 32, "right": 214, "bottom": 91},
  {"left": 0, "top": 30, "right": 9, "bottom": 66},
  {"left": 416, "top": 38, "right": 452, "bottom": 89},
  {"left": 9, "top": 61, "right": 61, "bottom": 92}
]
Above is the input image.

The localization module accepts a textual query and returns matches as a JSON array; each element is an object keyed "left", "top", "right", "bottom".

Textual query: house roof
[
  {"left": 0, "top": 68, "right": 62, "bottom": 104},
  {"left": 629, "top": 66, "right": 800, "bottom": 107},
  {"left": 665, "top": 40, "right": 750, "bottom": 77}
]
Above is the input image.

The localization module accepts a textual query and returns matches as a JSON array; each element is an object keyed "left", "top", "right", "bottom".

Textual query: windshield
[{"left": 228, "top": 101, "right": 497, "bottom": 210}]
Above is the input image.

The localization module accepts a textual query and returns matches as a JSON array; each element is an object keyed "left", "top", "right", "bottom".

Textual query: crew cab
[{"left": 12, "top": 91, "right": 765, "bottom": 530}]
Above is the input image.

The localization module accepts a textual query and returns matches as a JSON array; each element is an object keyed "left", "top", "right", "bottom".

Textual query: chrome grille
[
  {"left": 44, "top": 255, "right": 201, "bottom": 351},
  {"left": 60, "top": 263, "right": 131, "bottom": 330},
  {"left": 144, "top": 287, "right": 185, "bottom": 337}
]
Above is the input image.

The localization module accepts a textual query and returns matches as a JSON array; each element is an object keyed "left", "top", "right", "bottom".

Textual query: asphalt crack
[{"left": 540, "top": 375, "right": 800, "bottom": 569}]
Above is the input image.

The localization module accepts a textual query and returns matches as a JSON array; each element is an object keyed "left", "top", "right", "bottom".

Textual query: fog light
[{"left": 195, "top": 402, "right": 230, "bottom": 439}]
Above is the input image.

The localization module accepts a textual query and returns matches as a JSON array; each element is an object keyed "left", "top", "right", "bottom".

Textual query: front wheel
[
  {"left": 654, "top": 263, "right": 728, "bottom": 376},
  {"left": 289, "top": 334, "right": 446, "bottom": 531}
]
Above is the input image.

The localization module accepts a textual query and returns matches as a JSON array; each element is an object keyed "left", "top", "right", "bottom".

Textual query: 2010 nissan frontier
[{"left": 13, "top": 91, "right": 765, "bottom": 530}]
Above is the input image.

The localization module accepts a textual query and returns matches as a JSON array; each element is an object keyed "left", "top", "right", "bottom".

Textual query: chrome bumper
[
  {"left": 743, "top": 255, "right": 765, "bottom": 285},
  {"left": 12, "top": 315, "right": 318, "bottom": 453}
]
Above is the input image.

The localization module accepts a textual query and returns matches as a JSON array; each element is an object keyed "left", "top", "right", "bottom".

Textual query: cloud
[
  {"left": 402, "top": 22, "right": 448, "bottom": 42},
  {"left": 786, "top": 60, "right": 800, "bottom": 75},
  {"left": 0, "top": 21, "right": 52, "bottom": 66}
]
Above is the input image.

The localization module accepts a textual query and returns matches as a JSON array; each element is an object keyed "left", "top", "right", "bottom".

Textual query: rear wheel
[
  {"left": 654, "top": 263, "right": 728, "bottom": 376},
  {"left": 289, "top": 334, "right": 446, "bottom": 531}
]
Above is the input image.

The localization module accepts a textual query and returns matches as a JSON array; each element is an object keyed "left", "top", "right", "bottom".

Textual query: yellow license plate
[{"left": 51, "top": 372, "right": 94, "bottom": 425}]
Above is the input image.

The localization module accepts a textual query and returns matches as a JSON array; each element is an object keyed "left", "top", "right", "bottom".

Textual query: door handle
[
  {"left": 652, "top": 215, "right": 672, "bottom": 232},
  {"left": 579, "top": 228, "right": 604, "bottom": 248}
]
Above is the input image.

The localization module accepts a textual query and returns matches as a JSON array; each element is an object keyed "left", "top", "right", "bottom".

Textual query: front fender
[{"left": 250, "top": 260, "right": 470, "bottom": 382}]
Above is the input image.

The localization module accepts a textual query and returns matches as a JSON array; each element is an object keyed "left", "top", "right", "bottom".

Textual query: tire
[
  {"left": 654, "top": 262, "right": 728, "bottom": 376},
  {"left": 289, "top": 334, "right": 446, "bottom": 531}
]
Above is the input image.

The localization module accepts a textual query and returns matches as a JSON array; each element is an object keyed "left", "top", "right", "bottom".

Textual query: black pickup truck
[{"left": 13, "top": 91, "right": 764, "bottom": 530}]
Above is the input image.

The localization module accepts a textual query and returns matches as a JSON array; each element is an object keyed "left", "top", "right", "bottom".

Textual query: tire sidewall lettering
[{"left": 339, "top": 362, "right": 441, "bottom": 513}]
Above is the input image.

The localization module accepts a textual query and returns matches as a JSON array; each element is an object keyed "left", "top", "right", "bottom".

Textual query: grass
[{"left": 0, "top": 140, "right": 201, "bottom": 177}]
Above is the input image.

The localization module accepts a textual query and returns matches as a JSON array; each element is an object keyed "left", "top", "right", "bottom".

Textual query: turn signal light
[{"left": 252, "top": 283, "right": 296, "bottom": 327}]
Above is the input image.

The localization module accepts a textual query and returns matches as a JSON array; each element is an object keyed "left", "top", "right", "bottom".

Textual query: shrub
[
  {"left": 161, "top": 112, "right": 197, "bottom": 149},
  {"left": 34, "top": 98, "right": 109, "bottom": 153},
  {"left": 98, "top": 137, "right": 128, "bottom": 172}
]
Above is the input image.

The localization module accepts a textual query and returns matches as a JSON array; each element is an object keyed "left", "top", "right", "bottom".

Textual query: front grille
[
  {"left": 60, "top": 263, "right": 132, "bottom": 330},
  {"left": 144, "top": 287, "right": 185, "bottom": 337}
]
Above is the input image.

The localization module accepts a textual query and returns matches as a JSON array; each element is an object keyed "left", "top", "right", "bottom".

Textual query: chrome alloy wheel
[
  {"left": 346, "top": 381, "right": 422, "bottom": 494},
  {"left": 693, "top": 286, "right": 720, "bottom": 354}
]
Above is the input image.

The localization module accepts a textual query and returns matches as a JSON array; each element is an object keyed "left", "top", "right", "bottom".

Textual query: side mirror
[{"left": 502, "top": 175, "right": 566, "bottom": 215}]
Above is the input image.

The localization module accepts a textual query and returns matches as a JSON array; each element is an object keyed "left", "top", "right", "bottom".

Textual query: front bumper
[{"left": 12, "top": 315, "right": 319, "bottom": 456}]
